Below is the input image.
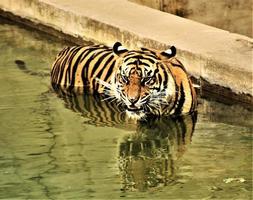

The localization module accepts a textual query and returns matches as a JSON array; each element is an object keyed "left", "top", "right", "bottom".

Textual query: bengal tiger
[{"left": 51, "top": 42, "right": 197, "bottom": 119}]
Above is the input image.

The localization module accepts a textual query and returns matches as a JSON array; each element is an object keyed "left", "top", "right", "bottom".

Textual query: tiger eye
[
  {"left": 118, "top": 74, "right": 128, "bottom": 84},
  {"left": 143, "top": 77, "right": 155, "bottom": 85},
  {"left": 149, "top": 78, "right": 155, "bottom": 85}
]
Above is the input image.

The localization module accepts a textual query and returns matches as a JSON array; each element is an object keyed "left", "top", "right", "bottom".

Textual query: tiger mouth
[{"left": 126, "top": 107, "right": 143, "bottom": 112}]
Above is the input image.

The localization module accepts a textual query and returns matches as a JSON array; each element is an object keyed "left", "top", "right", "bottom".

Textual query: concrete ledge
[{"left": 0, "top": 0, "right": 252, "bottom": 105}]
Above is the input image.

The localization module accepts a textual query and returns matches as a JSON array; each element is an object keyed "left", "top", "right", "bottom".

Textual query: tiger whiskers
[
  {"left": 150, "top": 97, "right": 168, "bottom": 105},
  {"left": 101, "top": 95, "right": 116, "bottom": 102},
  {"left": 95, "top": 77, "right": 112, "bottom": 90},
  {"left": 119, "top": 109, "right": 126, "bottom": 114},
  {"left": 146, "top": 98, "right": 163, "bottom": 116},
  {"left": 149, "top": 90, "right": 169, "bottom": 106},
  {"left": 116, "top": 100, "right": 124, "bottom": 108},
  {"left": 101, "top": 94, "right": 124, "bottom": 110},
  {"left": 95, "top": 77, "right": 120, "bottom": 100},
  {"left": 95, "top": 77, "right": 127, "bottom": 111}
]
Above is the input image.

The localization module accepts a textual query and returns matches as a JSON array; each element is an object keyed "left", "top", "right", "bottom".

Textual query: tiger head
[{"left": 111, "top": 42, "right": 177, "bottom": 119}]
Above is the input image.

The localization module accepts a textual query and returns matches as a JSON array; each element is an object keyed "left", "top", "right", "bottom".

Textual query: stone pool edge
[{"left": 0, "top": 0, "right": 252, "bottom": 109}]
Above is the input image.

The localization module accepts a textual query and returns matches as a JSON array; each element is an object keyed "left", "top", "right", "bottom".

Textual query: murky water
[{"left": 0, "top": 18, "right": 252, "bottom": 199}]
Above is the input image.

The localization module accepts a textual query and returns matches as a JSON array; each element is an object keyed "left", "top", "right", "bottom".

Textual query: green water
[{"left": 0, "top": 18, "right": 252, "bottom": 199}]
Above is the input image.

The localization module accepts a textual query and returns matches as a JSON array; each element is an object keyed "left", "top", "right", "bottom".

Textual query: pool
[{"left": 0, "top": 17, "right": 252, "bottom": 199}]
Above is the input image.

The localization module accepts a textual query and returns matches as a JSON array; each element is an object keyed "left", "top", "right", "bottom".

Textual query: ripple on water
[{"left": 0, "top": 18, "right": 252, "bottom": 199}]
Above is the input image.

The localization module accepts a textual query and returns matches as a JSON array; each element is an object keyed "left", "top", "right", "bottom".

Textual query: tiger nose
[{"left": 129, "top": 96, "right": 139, "bottom": 104}]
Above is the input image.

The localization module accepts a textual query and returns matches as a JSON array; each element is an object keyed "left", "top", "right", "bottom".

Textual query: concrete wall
[
  {"left": 0, "top": 0, "right": 252, "bottom": 105},
  {"left": 130, "top": 0, "right": 253, "bottom": 38}
]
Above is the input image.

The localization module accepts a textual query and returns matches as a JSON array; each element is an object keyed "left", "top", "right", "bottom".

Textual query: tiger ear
[
  {"left": 160, "top": 46, "right": 176, "bottom": 59},
  {"left": 113, "top": 42, "right": 128, "bottom": 57}
]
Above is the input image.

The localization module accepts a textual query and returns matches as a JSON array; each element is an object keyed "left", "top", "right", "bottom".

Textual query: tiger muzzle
[{"left": 127, "top": 81, "right": 141, "bottom": 106}]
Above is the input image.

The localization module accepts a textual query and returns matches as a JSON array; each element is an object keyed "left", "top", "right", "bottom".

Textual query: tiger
[{"left": 51, "top": 42, "right": 197, "bottom": 119}]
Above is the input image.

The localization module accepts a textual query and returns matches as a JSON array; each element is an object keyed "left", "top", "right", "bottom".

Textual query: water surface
[{"left": 0, "top": 18, "right": 252, "bottom": 199}]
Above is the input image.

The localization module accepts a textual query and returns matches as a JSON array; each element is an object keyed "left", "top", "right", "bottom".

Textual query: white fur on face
[{"left": 126, "top": 110, "right": 145, "bottom": 120}]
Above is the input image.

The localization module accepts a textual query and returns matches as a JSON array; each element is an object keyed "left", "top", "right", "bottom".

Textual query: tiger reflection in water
[
  {"left": 53, "top": 85, "right": 197, "bottom": 192},
  {"left": 118, "top": 114, "right": 197, "bottom": 191}
]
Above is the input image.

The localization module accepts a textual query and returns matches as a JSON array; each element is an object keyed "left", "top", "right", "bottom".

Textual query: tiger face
[{"left": 111, "top": 42, "right": 177, "bottom": 119}]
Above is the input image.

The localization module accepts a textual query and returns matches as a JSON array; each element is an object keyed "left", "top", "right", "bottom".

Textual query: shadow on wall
[{"left": 130, "top": 0, "right": 252, "bottom": 38}]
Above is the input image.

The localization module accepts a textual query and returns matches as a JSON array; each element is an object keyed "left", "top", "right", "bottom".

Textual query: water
[{"left": 0, "top": 18, "right": 252, "bottom": 199}]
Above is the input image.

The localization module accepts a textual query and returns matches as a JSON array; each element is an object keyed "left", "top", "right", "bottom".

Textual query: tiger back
[{"left": 51, "top": 44, "right": 117, "bottom": 91}]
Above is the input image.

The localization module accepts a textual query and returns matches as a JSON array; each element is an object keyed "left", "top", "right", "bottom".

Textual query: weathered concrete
[
  {"left": 130, "top": 0, "right": 253, "bottom": 38},
  {"left": 0, "top": 0, "right": 252, "bottom": 101}
]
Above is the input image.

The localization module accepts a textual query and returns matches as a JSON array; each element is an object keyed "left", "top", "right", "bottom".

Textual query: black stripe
[
  {"left": 141, "top": 57, "right": 156, "bottom": 64},
  {"left": 58, "top": 47, "right": 70, "bottom": 57},
  {"left": 57, "top": 55, "right": 69, "bottom": 85},
  {"left": 170, "top": 62, "right": 187, "bottom": 72},
  {"left": 80, "top": 46, "right": 108, "bottom": 63},
  {"left": 51, "top": 57, "right": 62, "bottom": 78},
  {"left": 90, "top": 51, "right": 112, "bottom": 76},
  {"left": 124, "top": 55, "right": 141, "bottom": 63},
  {"left": 168, "top": 77, "right": 179, "bottom": 114},
  {"left": 124, "top": 55, "right": 156, "bottom": 64},
  {"left": 52, "top": 64, "right": 60, "bottom": 83},
  {"left": 70, "top": 48, "right": 91, "bottom": 87},
  {"left": 80, "top": 49, "right": 106, "bottom": 87},
  {"left": 157, "top": 74, "right": 162, "bottom": 91},
  {"left": 129, "top": 50, "right": 158, "bottom": 59},
  {"left": 80, "top": 55, "right": 94, "bottom": 87},
  {"left": 174, "top": 83, "right": 185, "bottom": 115},
  {"left": 160, "top": 64, "right": 168, "bottom": 89},
  {"left": 70, "top": 47, "right": 101, "bottom": 87},
  {"left": 93, "top": 55, "right": 115, "bottom": 90},
  {"left": 85, "top": 49, "right": 108, "bottom": 81},
  {"left": 65, "top": 46, "right": 83, "bottom": 86},
  {"left": 163, "top": 72, "right": 168, "bottom": 89},
  {"left": 104, "top": 60, "right": 116, "bottom": 82},
  {"left": 170, "top": 59, "right": 188, "bottom": 75},
  {"left": 125, "top": 61, "right": 138, "bottom": 65},
  {"left": 139, "top": 62, "right": 153, "bottom": 67},
  {"left": 92, "top": 79, "right": 97, "bottom": 92},
  {"left": 95, "top": 60, "right": 116, "bottom": 91},
  {"left": 58, "top": 47, "right": 79, "bottom": 85},
  {"left": 52, "top": 46, "right": 72, "bottom": 81},
  {"left": 51, "top": 64, "right": 57, "bottom": 83}
]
